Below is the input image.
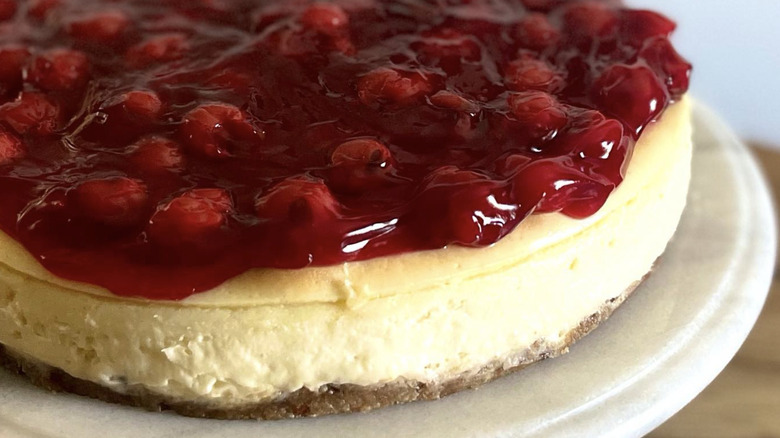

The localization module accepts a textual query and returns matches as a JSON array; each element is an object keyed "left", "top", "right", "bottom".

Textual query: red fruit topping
[
  {"left": 640, "top": 38, "right": 692, "bottom": 101},
  {"left": 206, "top": 70, "right": 252, "bottom": 93},
  {"left": 128, "top": 136, "right": 184, "bottom": 173},
  {"left": 252, "top": 0, "right": 308, "bottom": 31},
  {"left": 27, "top": 0, "right": 60, "bottom": 20},
  {"left": 562, "top": 114, "right": 625, "bottom": 161},
  {"left": 148, "top": 188, "right": 232, "bottom": 247},
  {"left": 0, "top": 92, "right": 59, "bottom": 135},
  {"left": 79, "top": 90, "right": 163, "bottom": 144},
  {"left": 563, "top": 1, "right": 618, "bottom": 39},
  {"left": 429, "top": 90, "right": 480, "bottom": 113},
  {"left": 328, "top": 138, "right": 394, "bottom": 192},
  {"left": 620, "top": 10, "right": 676, "bottom": 44},
  {"left": 520, "top": 0, "right": 562, "bottom": 12},
  {"left": 266, "top": 29, "right": 310, "bottom": 56},
  {"left": 255, "top": 176, "right": 339, "bottom": 225},
  {"left": 266, "top": 3, "right": 354, "bottom": 57},
  {"left": 26, "top": 49, "right": 90, "bottom": 92},
  {"left": 507, "top": 91, "right": 567, "bottom": 136},
  {"left": 358, "top": 67, "right": 433, "bottom": 106},
  {"left": 195, "top": 0, "right": 231, "bottom": 13},
  {"left": 0, "top": 0, "right": 16, "bottom": 22},
  {"left": 334, "top": 0, "right": 375, "bottom": 12},
  {"left": 126, "top": 33, "right": 188, "bottom": 68},
  {"left": 180, "top": 103, "right": 262, "bottom": 158},
  {"left": 504, "top": 58, "right": 561, "bottom": 92},
  {"left": 0, "top": 0, "right": 691, "bottom": 299},
  {"left": 509, "top": 158, "right": 605, "bottom": 215},
  {"left": 331, "top": 138, "right": 391, "bottom": 167},
  {"left": 0, "top": 128, "right": 23, "bottom": 163},
  {"left": 300, "top": 3, "right": 349, "bottom": 36},
  {"left": 109, "top": 90, "right": 163, "bottom": 121},
  {"left": 71, "top": 177, "right": 148, "bottom": 227},
  {"left": 415, "top": 167, "right": 509, "bottom": 246},
  {"left": 66, "top": 10, "right": 131, "bottom": 43},
  {"left": 0, "top": 45, "right": 29, "bottom": 97},
  {"left": 417, "top": 28, "right": 482, "bottom": 61},
  {"left": 496, "top": 153, "right": 533, "bottom": 177},
  {"left": 515, "top": 13, "right": 560, "bottom": 50},
  {"left": 593, "top": 64, "right": 668, "bottom": 134}
]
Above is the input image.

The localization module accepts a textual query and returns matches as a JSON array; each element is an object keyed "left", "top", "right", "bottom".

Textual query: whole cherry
[{"left": 71, "top": 177, "right": 148, "bottom": 227}]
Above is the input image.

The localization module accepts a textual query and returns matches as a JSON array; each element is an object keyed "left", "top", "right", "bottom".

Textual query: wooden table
[{"left": 648, "top": 147, "right": 780, "bottom": 437}]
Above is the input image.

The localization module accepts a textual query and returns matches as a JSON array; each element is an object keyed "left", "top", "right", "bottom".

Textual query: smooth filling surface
[
  {"left": 0, "top": 0, "right": 691, "bottom": 299},
  {"left": 0, "top": 100, "right": 691, "bottom": 404}
]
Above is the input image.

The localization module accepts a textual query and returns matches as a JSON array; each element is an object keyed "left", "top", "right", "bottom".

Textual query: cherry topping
[
  {"left": 0, "top": 92, "right": 59, "bottom": 135},
  {"left": 328, "top": 138, "right": 394, "bottom": 192},
  {"left": 429, "top": 90, "right": 480, "bottom": 113},
  {"left": 416, "top": 28, "right": 482, "bottom": 62},
  {"left": 65, "top": 10, "right": 131, "bottom": 43},
  {"left": 336, "top": 0, "right": 376, "bottom": 11},
  {"left": 256, "top": 176, "right": 339, "bottom": 225},
  {"left": 0, "top": 128, "right": 23, "bottom": 164},
  {"left": 0, "top": 0, "right": 16, "bottom": 22},
  {"left": 520, "top": 0, "right": 563, "bottom": 12},
  {"left": 414, "top": 167, "right": 509, "bottom": 246},
  {"left": 263, "top": 2, "right": 355, "bottom": 56},
  {"left": 640, "top": 38, "right": 692, "bottom": 101},
  {"left": 515, "top": 13, "right": 560, "bottom": 50},
  {"left": 252, "top": 1, "right": 308, "bottom": 31},
  {"left": 0, "top": 45, "right": 29, "bottom": 98},
  {"left": 79, "top": 90, "right": 164, "bottom": 144},
  {"left": 180, "top": 103, "right": 262, "bottom": 158},
  {"left": 27, "top": 0, "right": 60, "bottom": 20},
  {"left": 148, "top": 188, "right": 232, "bottom": 248},
  {"left": 563, "top": 114, "right": 625, "bottom": 161},
  {"left": 620, "top": 10, "right": 676, "bottom": 44},
  {"left": 128, "top": 136, "right": 184, "bottom": 173},
  {"left": 508, "top": 159, "right": 585, "bottom": 213},
  {"left": 507, "top": 91, "right": 567, "bottom": 136},
  {"left": 300, "top": 3, "right": 349, "bottom": 36},
  {"left": 71, "top": 177, "right": 148, "bottom": 227},
  {"left": 0, "top": 0, "right": 691, "bottom": 299},
  {"left": 357, "top": 67, "right": 433, "bottom": 106},
  {"left": 194, "top": 0, "right": 232, "bottom": 13},
  {"left": 331, "top": 138, "right": 391, "bottom": 167},
  {"left": 563, "top": 1, "right": 618, "bottom": 39},
  {"left": 496, "top": 153, "right": 533, "bottom": 177},
  {"left": 592, "top": 64, "right": 667, "bottom": 134},
  {"left": 26, "top": 49, "right": 90, "bottom": 92},
  {"left": 504, "top": 58, "right": 561, "bottom": 92},
  {"left": 108, "top": 90, "right": 163, "bottom": 122},
  {"left": 126, "top": 33, "right": 188, "bottom": 68}
]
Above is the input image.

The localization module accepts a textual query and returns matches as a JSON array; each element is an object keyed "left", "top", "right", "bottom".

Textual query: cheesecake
[{"left": 0, "top": 0, "right": 692, "bottom": 419}]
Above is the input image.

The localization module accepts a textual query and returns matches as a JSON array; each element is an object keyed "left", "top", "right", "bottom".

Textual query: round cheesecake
[{"left": 0, "top": 0, "right": 692, "bottom": 419}]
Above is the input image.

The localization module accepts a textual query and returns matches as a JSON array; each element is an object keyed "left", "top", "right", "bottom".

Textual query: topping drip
[{"left": 0, "top": 0, "right": 691, "bottom": 299}]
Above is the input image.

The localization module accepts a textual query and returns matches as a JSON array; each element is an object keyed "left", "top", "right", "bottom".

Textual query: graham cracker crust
[{"left": 0, "top": 282, "right": 640, "bottom": 420}]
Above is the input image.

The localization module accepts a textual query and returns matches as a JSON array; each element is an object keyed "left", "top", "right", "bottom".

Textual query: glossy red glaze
[
  {"left": 71, "top": 177, "right": 149, "bottom": 227},
  {"left": 0, "top": 0, "right": 691, "bottom": 299},
  {"left": 0, "top": 128, "right": 23, "bottom": 163},
  {"left": 0, "top": 0, "right": 16, "bottom": 22},
  {"left": 65, "top": 10, "right": 131, "bottom": 43}
]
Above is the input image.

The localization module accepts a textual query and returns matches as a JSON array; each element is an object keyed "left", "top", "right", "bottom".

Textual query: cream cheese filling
[{"left": 0, "top": 100, "right": 692, "bottom": 405}]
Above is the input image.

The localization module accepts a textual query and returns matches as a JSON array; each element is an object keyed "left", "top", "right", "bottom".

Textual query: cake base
[{"left": 0, "top": 280, "right": 641, "bottom": 420}]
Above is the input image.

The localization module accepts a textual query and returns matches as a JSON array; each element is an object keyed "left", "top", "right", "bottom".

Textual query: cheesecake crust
[{"left": 0, "top": 281, "right": 638, "bottom": 420}]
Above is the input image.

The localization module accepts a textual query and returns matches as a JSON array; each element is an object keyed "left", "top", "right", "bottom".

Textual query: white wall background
[{"left": 628, "top": 0, "right": 780, "bottom": 146}]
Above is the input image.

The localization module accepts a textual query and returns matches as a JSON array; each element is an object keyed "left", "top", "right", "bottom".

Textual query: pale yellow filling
[{"left": 0, "top": 100, "right": 691, "bottom": 405}]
